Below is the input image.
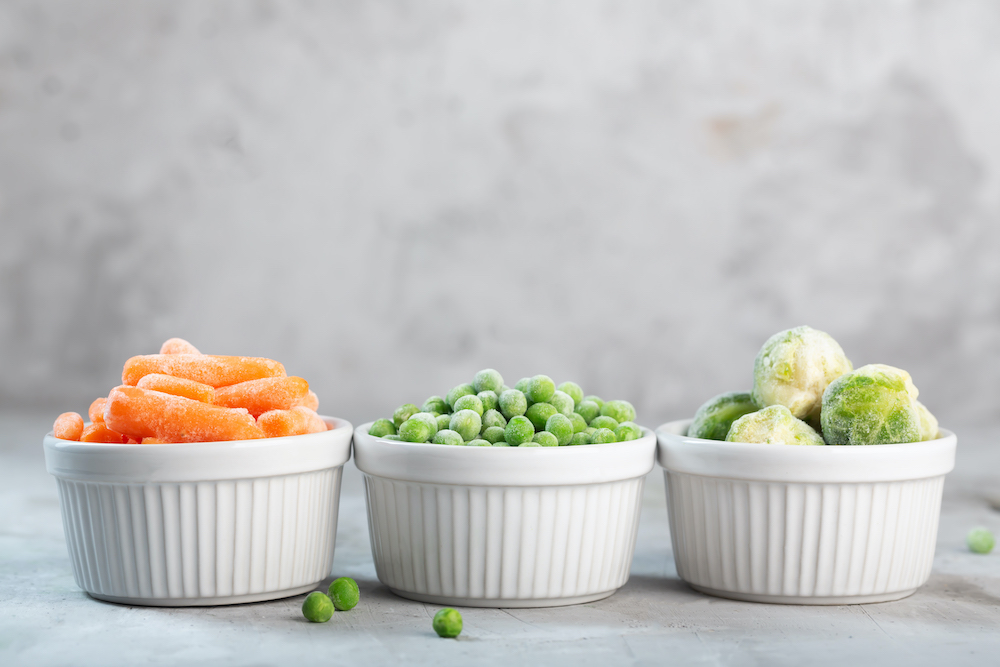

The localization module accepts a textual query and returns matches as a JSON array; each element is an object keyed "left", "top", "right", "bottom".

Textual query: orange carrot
[
  {"left": 122, "top": 354, "right": 285, "bottom": 388},
  {"left": 105, "top": 385, "right": 264, "bottom": 442},
  {"left": 80, "top": 423, "right": 126, "bottom": 444},
  {"left": 213, "top": 376, "right": 309, "bottom": 417},
  {"left": 257, "top": 406, "right": 328, "bottom": 438},
  {"left": 136, "top": 373, "right": 215, "bottom": 403},
  {"left": 53, "top": 412, "right": 84, "bottom": 441},
  {"left": 160, "top": 338, "right": 201, "bottom": 355},
  {"left": 88, "top": 398, "right": 107, "bottom": 424},
  {"left": 296, "top": 390, "right": 319, "bottom": 412}
]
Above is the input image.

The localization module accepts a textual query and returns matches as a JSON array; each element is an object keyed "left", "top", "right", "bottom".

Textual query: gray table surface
[{"left": 2, "top": 412, "right": 998, "bottom": 666}]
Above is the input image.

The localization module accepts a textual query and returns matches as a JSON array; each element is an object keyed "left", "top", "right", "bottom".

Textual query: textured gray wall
[{"left": 2, "top": 1, "right": 998, "bottom": 429}]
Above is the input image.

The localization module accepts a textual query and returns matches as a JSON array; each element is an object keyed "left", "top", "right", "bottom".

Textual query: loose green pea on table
[
  {"left": 373, "top": 369, "right": 643, "bottom": 448},
  {"left": 301, "top": 577, "right": 360, "bottom": 622}
]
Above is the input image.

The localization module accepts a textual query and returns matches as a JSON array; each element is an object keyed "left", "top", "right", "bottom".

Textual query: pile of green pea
[{"left": 368, "top": 369, "right": 642, "bottom": 446}]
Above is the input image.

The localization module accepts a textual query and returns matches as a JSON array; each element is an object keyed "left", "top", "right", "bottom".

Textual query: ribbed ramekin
[
  {"left": 353, "top": 423, "right": 656, "bottom": 608},
  {"left": 43, "top": 417, "right": 353, "bottom": 606},
  {"left": 656, "top": 419, "right": 956, "bottom": 605}
]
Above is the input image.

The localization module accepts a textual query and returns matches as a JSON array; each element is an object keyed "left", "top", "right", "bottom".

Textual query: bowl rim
[
  {"left": 655, "top": 418, "right": 956, "bottom": 483},
  {"left": 353, "top": 420, "right": 656, "bottom": 487},
  {"left": 43, "top": 416, "right": 354, "bottom": 483}
]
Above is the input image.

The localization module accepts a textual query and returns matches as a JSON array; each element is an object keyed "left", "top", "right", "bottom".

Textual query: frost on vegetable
[
  {"left": 687, "top": 391, "right": 757, "bottom": 441},
  {"left": 726, "top": 405, "right": 825, "bottom": 446},
  {"left": 916, "top": 401, "right": 940, "bottom": 441},
  {"left": 820, "top": 364, "right": 921, "bottom": 445},
  {"left": 751, "top": 326, "right": 852, "bottom": 425}
]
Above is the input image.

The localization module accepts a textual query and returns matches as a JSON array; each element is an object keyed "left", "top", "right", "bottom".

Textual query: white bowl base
[
  {"left": 387, "top": 587, "right": 617, "bottom": 608},
  {"left": 87, "top": 582, "right": 319, "bottom": 607},
  {"left": 687, "top": 583, "right": 917, "bottom": 606}
]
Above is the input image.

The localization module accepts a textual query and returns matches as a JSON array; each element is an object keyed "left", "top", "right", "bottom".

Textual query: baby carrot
[
  {"left": 79, "top": 423, "right": 127, "bottom": 444},
  {"left": 105, "top": 385, "right": 264, "bottom": 442},
  {"left": 213, "top": 377, "right": 309, "bottom": 417},
  {"left": 53, "top": 412, "right": 84, "bottom": 441},
  {"left": 122, "top": 354, "right": 285, "bottom": 388},
  {"left": 136, "top": 373, "right": 215, "bottom": 403},
  {"left": 159, "top": 338, "right": 201, "bottom": 355}
]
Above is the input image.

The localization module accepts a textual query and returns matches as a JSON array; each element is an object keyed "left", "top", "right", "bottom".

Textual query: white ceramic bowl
[
  {"left": 353, "top": 423, "right": 656, "bottom": 608},
  {"left": 656, "top": 419, "right": 956, "bottom": 605},
  {"left": 43, "top": 417, "right": 353, "bottom": 606}
]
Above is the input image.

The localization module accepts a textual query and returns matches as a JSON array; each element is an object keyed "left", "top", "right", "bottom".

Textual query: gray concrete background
[{"left": 1, "top": 1, "right": 998, "bottom": 428}]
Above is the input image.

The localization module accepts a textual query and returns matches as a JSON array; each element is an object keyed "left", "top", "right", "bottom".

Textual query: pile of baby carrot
[{"left": 51, "top": 338, "right": 327, "bottom": 444}]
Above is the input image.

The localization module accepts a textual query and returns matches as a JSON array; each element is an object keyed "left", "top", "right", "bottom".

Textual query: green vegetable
[
  {"left": 614, "top": 421, "right": 642, "bottom": 442},
  {"left": 504, "top": 416, "right": 534, "bottom": 445},
  {"left": 421, "top": 396, "right": 450, "bottom": 415},
  {"left": 478, "top": 390, "right": 499, "bottom": 412},
  {"left": 526, "top": 375, "right": 555, "bottom": 403},
  {"left": 557, "top": 381, "right": 584, "bottom": 406},
  {"left": 435, "top": 413, "right": 452, "bottom": 431},
  {"left": 600, "top": 400, "right": 636, "bottom": 424},
  {"left": 545, "top": 413, "right": 573, "bottom": 445},
  {"left": 532, "top": 431, "right": 559, "bottom": 447},
  {"left": 482, "top": 409, "right": 507, "bottom": 430},
  {"left": 369, "top": 419, "right": 396, "bottom": 438},
  {"left": 498, "top": 389, "right": 528, "bottom": 420},
  {"left": 328, "top": 577, "right": 359, "bottom": 611},
  {"left": 582, "top": 395, "right": 604, "bottom": 409},
  {"left": 548, "top": 390, "right": 575, "bottom": 416},
  {"left": 820, "top": 364, "right": 921, "bottom": 445},
  {"left": 446, "top": 383, "right": 475, "bottom": 409},
  {"left": 449, "top": 410, "right": 482, "bottom": 441},
  {"left": 432, "top": 607, "right": 463, "bottom": 638},
  {"left": 568, "top": 412, "right": 588, "bottom": 433},
  {"left": 569, "top": 432, "right": 591, "bottom": 445},
  {"left": 432, "top": 429, "right": 464, "bottom": 446},
  {"left": 473, "top": 368, "right": 504, "bottom": 394},
  {"left": 589, "top": 415, "right": 619, "bottom": 431},
  {"left": 482, "top": 425, "right": 507, "bottom": 444},
  {"left": 590, "top": 428, "right": 617, "bottom": 444},
  {"left": 688, "top": 392, "right": 758, "bottom": 441},
  {"left": 727, "top": 405, "right": 825, "bottom": 446},
  {"left": 752, "top": 325, "right": 852, "bottom": 424},
  {"left": 302, "top": 591, "right": 334, "bottom": 622},
  {"left": 452, "top": 394, "right": 484, "bottom": 417},
  {"left": 393, "top": 404, "right": 419, "bottom": 428},
  {"left": 468, "top": 438, "right": 492, "bottom": 447},
  {"left": 575, "top": 400, "right": 600, "bottom": 424},
  {"left": 967, "top": 527, "right": 995, "bottom": 554},
  {"left": 399, "top": 417, "right": 432, "bottom": 443},
  {"left": 526, "top": 402, "right": 558, "bottom": 431}
]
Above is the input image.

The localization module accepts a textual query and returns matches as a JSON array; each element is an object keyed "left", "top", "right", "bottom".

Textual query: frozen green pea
[
  {"left": 585, "top": 427, "right": 597, "bottom": 436},
  {"left": 591, "top": 428, "right": 617, "bottom": 444},
  {"left": 549, "top": 390, "right": 575, "bottom": 417},
  {"left": 410, "top": 412, "right": 439, "bottom": 437},
  {"left": 433, "top": 429, "right": 464, "bottom": 446},
  {"left": 468, "top": 439, "right": 492, "bottom": 447},
  {"left": 615, "top": 421, "right": 643, "bottom": 442},
  {"left": 533, "top": 431, "right": 559, "bottom": 446},
  {"left": 498, "top": 389, "right": 528, "bottom": 419},
  {"left": 328, "top": 577, "right": 359, "bottom": 611},
  {"left": 483, "top": 425, "right": 507, "bottom": 444},
  {"left": 575, "top": 400, "right": 600, "bottom": 424},
  {"left": 967, "top": 527, "right": 995, "bottom": 554},
  {"left": 526, "top": 402, "right": 558, "bottom": 431},
  {"left": 478, "top": 391, "right": 498, "bottom": 412},
  {"left": 473, "top": 368, "right": 504, "bottom": 394},
  {"left": 916, "top": 401, "right": 940, "bottom": 441},
  {"left": 369, "top": 419, "right": 396, "bottom": 438},
  {"left": 583, "top": 395, "right": 604, "bottom": 409},
  {"left": 601, "top": 400, "right": 636, "bottom": 424},
  {"left": 383, "top": 434, "right": 402, "bottom": 441},
  {"left": 514, "top": 377, "right": 531, "bottom": 393},
  {"left": 688, "top": 392, "right": 757, "bottom": 441},
  {"left": 453, "top": 394, "right": 484, "bottom": 416},
  {"left": 500, "top": 385, "right": 511, "bottom": 394},
  {"left": 422, "top": 396, "right": 450, "bottom": 415},
  {"left": 590, "top": 415, "right": 619, "bottom": 431},
  {"left": 436, "top": 413, "right": 452, "bottom": 431},
  {"left": 545, "top": 413, "right": 574, "bottom": 445},
  {"left": 557, "top": 381, "right": 584, "bottom": 406},
  {"left": 569, "top": 432, "right": 591, "bottom": 446},
  {"left": 505, "top": 416, "right": 534, "bottom": 445},
  {"left": 753, "top": 325, "right": 853, "bottom": 424},
  {"left": 449, "top": 409, "right": 482, "bottom": 441},
  {"left": 393, "top": 403, "right": 419, "bottom": 428},
  {"left": 520, "top": 442, "right": 541, "bottom": 447},
  {"left": 527, "top": 375, "right": 555, "bottom": 403},
  {"left": 399, "top": 418, "right": 432, "bottom": 443},
  {"left": 482, "top": 409, "right": 507, "bottom": 430},
  {"left": 821, "top": 364, "right": 921, "bottom": 446},
  {"left": 302, "top": 591, "right": 334, "bottom": 622},
  {"left": 728, "top": 405, "right": 825, "bottom": 446},
  {"left": 491, "top": 440, "right": 510, "bottom": 447},
  {"left": 432, "top": 607, "right": 463, "bottom": 638},
  {"left": 568, "top": 412, "right": 588, "bottom": 433},
  {"left": 446, "top": 383, "right": 476, "bottom": 409}
]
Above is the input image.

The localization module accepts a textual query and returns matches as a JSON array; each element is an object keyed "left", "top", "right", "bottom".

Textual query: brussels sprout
[
  {"left": 820, "top": 364, "right": 921, "bottom": 445},
  {"left": 726, "top": 405, "right": 825, "bottom": 446},
  {"left": 687, "top": 392, "right": 758, "bottom": 441},
  {"left": 916, "top": 401, "right": 940, "bottom": 441},
  {"left": 752, "top": 326, "right": 852, "bottom": 424}
]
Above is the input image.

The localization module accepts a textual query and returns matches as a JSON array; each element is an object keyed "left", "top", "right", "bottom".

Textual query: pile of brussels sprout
[
  {"left": 689, "top": 326, "right": 940, "bottom": 446},
  {"left": 369, "top": 369, "right": 642, "bottom": 446}
]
